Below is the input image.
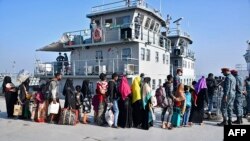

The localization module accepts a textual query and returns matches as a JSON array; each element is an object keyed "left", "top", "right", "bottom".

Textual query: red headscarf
[{"left": 119, "top": 76, "right": 131, "bottom": 100}]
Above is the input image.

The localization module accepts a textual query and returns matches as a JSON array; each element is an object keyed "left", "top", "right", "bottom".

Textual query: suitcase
[
  {"left": 171, "top": 107, "right": 181, "bottom": 127},
  {"left": 59, "top": 108, "right": 79, "bottom": 125}
]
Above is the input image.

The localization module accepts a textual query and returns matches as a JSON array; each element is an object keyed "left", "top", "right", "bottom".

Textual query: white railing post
[
  {"left": 73, "top": 61, "right": 76, "bottom": 76},
  {"left": 98, "top": 59, "right": 101, "bottom": 75},
  {"left": 85, "top": 61, "right": 88, "bottom": 76},
  {"left": 112, "top": 59, "right": 115, "bottom": 73}
]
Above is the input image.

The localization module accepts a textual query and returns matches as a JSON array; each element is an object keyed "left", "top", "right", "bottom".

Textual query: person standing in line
[
  {"left": 63, "top": 78, "right": 76, "bottom": 109},
  {"left": 244, "top": 76, "right": 250, "bottom": 118},
  {"left": 81, "top": 80, "right": 92, "bottom": 124},
  {"left": 162, "top": 74, "right": 174, "bottom": 129},
  {"left": 206, "top": 73, "right": 217, "bottom": 113},
  {"left": 217, "top": 68, "right": 236, "bottom": 126},
  {"left": 182, "top": 85, "right": 192, "bottom": 127},
  {"left": 231, "top": 70, "right": 244, "bottom": 124},
  {"left": 173, "top": 69, "right": 183, "bottom": 92},
  {"left": 117, "top": 75, "right": 132, "bottom": 128},
  {"left": 131, "top": 76, "right": 143, "bottom": 128},
  {"left": 48, "top": 72, "right": 62, "bottom": 124},
  {"left": 190, "top": 76, "right": 208, "bottom": 125},
  {"left": 96, "top": 73, "right": 108, "bottom": 126},
  {"left": 2, "top": 76, "right": 17, "bottom": 118},
  {"left": 107, "top": 73, "right": 120, "bottom": 128}
]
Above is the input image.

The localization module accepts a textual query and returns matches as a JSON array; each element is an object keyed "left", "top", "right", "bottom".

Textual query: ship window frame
[
  {"left": 158, "top": 79, "right": 162, "bottom": 87},
  {"left": 146, "top": 49, "right": 150, "bottom": 61},
  {"left": 105, "top": 18, "right": 113, "bottom": 27},
  {"left": 144, "top": 17, "right": 151, "bottom": 29},
  {"left": 163, "top": 54, "right": 165, "bottom": 64},
  {"left": 95, "top": 50, "right": 103, "bottom": 62},
  {"left": 166, "top": 54, "right": 169, "bottom": 64},
  {"left": 141, "top": 48, "right": 145, "bottom": 61},
  {"left": 149, "top": 20, "right": 155, "bottom": 31},
  {"left": 122, "top": 48, "right": 132, "bottom": 61},
  {"left": 116, "top": 15, "right": 131, "bottom": 27},
  {"left": 154, "top": 23, "right": 159, "bottom": 32},
  {"left": 94, "top": 19, "right": 100, "bottom": 27},
  {"left": 155, "top": 51, "right": 159, "bottom": 63},
  {"left": 152, "top": 79, "right": 156, "bottom": 90}
]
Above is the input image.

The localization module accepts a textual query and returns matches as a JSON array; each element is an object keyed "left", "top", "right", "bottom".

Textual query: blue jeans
[
  {"left": 208, "top": 94, "right": 213, "bottom": 112},
  {"left": 113, "top": 100, "right": 119, "bottom": 127},
  {"left": 182, "top": 106, "right": 191, "bottom": 125}
]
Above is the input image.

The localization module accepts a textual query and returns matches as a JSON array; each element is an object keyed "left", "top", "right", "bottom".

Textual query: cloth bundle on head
[
  {"left": 119, "top": 76, "right": 131, "bottom": 100},
  {"left": 16, "top": 69, "right": 30, "bottom": 84},
  {"left": 195, "top": 76, "right": 207, "bottom": 94}
]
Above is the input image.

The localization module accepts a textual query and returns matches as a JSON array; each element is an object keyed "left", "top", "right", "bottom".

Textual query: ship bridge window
[
  {"left": 116, "top": 16, "right": 130, "bottom": 27},
  {"left": 122, "top": 48, "right": 131, "bottom": 61},
  {"left": 141, "top": 48, "right": 145, "bottom": 61},
  {"left": 96, "top": 51, "right": 103, "bottom": 62},
  {"left": 149, "top": 20, "right": 155, "bottom": 31},
  {"left": 146, "top": 49, "right": 150, "bottom": 61},
  {"left": 105, "top": 19, "right": 113, "bottom": 27},
  {"left": 145, "top": 17, "right": 151, "bottom": 29},
  {"left": 154, "top": 23, "right": 159, "bottom": 32}
]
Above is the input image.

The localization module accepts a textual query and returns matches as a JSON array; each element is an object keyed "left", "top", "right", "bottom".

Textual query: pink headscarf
[
  {"left": 195, "top": 76, "right": 207, "bottom": 94},
  {"left": 119, "top": 76, "right": 131, "bottom": 100}
]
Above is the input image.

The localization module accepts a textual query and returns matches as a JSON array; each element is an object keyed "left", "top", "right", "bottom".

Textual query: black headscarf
[
  {"left": 63, "top": 78, "right": 75, "bottom": 96},
  {"left": 81, "top": 80, "right": 91, "bottom": 98},
  {"left": 2, "top": 76, "right": 12, "bottom": 93}
]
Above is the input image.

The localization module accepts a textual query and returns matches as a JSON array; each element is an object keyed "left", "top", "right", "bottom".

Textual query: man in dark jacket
[
  {"left": 107, "top": 73, "right": 119, "bottom": 128},
  {"left": 206, "top": 73, "right": 217, "bottom": 113}
]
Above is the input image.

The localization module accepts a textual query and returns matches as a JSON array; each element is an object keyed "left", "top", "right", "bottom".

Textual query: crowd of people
[{"left": 2, "top": 67, "right": 250, "bottom": 130}]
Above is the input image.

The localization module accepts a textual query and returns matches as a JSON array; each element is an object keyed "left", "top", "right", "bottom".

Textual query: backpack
[
  {"left": 155, "top": 87, "right": 164, "bottom": 107},
  {"left": 43, "top": 80, "right": 53, "bottom": 100}
]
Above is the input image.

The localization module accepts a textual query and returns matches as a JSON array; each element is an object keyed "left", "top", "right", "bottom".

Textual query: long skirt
[
  {"left": 5, "top": 92, "right": 17, "bottom": 117},
  {"left": 132, "top": 100, "right": 143, "bottom": 128},
  {"left": 118, "top": 97, "right": 133, "bottom": 128}
]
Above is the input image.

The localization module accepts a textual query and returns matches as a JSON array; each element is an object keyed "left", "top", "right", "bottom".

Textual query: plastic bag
[{"left": 105, "top": 104, "right": 114, "bottom": 127}]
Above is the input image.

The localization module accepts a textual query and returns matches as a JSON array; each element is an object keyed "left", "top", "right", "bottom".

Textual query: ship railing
[
  {"left": 63, "top": 23, "right": 171, "bottom": 51},
  {"left": 91, "top": 0, "right": 161, "bottom": 17},
  {"left": 168, "top": 29, "right": 191, "bottom": 39},
  {"left": 34, "top": 58, "right": 139, "bottom": 77}
]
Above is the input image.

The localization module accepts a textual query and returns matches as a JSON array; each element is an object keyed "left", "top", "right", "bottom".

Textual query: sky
[{"left": 0, "top": 0, "right": 250, "bottom": 76}]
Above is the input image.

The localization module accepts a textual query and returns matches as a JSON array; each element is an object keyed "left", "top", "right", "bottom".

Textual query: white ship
[{"left": 35, "top": 0, "right": 196, "bottom": 93}]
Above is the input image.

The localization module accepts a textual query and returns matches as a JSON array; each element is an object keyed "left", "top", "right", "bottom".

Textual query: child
[
  {"left": 183, "top": 85, "right": 192, "bottom": 127},
  {"left": 75, "top": 85, "right": 83, "bottom": 123}
]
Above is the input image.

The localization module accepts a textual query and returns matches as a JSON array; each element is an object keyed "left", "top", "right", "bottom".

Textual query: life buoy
[{"left": 93, "top": 28, "right": 102, "bottom": 41}]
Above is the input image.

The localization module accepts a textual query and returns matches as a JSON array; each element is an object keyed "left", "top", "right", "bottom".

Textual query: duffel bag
[{"left": 59, "top": 108, "right": 79, "bottom": 125}]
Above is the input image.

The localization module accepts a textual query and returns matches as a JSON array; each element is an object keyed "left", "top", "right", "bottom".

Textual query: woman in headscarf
[
  {"left": 141, "top": 77, "right": 154, "bottom": 130},
  {"left": 131, "top": 76, "right": 143, "bottom": 128},
  {"left": 81, "top": 80, "right": 92, "bottom": 124},
  {"left": 2, "top": 76, "right": 17, "bottom": 118},
  {"left": 63, "top": 78, "right": 76, "bottom": 109},
  {"left": 95, "top": 73, "right": 108, "bottom": 126},
  {"left": 190, "top": 76, "right": 208, "bottom": 125},
  {"left": 18, "top": 78, "right": 31, "bottom": 119},
  {"left": 117, "top": 75, "right": 133, "bottom": 128}
]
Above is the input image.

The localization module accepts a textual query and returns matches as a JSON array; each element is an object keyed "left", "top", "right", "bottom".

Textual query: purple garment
[{"left": 195, "top": 76, "right": 207, "bottom": 94}]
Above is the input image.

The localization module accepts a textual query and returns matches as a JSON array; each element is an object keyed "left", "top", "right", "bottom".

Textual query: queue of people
[{"left": 2, "top": 68, "right": 250, "bottom": 130}]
